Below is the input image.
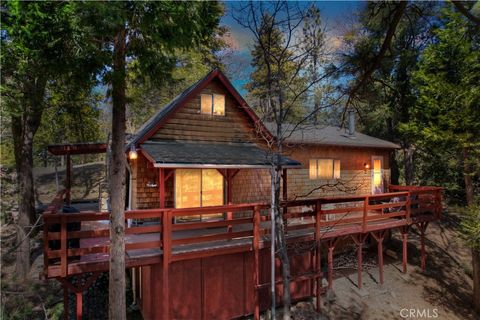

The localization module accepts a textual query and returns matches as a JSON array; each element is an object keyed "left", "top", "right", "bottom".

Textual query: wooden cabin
[
  {"left": 126, "top": 69, "right": 399, "bottom": 212},
  {"left": 43, "top": 69, "right": 442, "bottom": 320}
]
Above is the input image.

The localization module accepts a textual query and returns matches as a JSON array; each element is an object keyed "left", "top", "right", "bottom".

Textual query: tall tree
[
  {"left": 34, "top": 83, "right": 104, "bottom": 166},
  {"left": 77, "top": 2, "right": 223, "bottom": 318},
  {"left": 126, "top": 38, "right": 227, "bottom": 132},
  {"left": 245, "top": 13, "right": 308, "bottom": 122},
  {"left": 1, "top": 1, "right": 99, "bottom": 280},
  {"left": 235, "top": 2, "right": 335, "bottom": 318},
  {"left": 342, "top": 1, "right": 437, "bottom": 185},
  {"left": 405, "top": 10, "right": 480, "bottom": 311},
  {"left": 406, "top": 9, "right": 480, "bottom": 205}
]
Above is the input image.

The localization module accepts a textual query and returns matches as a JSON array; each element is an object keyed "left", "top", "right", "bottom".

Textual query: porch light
[
  {"left": 129, "top": 145, "right": 138, "bottom": 160},
  {"left": 364, "top": 162, "right": 370, "bottom": 173}
]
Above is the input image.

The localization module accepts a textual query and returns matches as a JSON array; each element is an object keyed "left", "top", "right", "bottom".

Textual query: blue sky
[{"left": 219, "top": 1, "right": 363, "bottom": 94}]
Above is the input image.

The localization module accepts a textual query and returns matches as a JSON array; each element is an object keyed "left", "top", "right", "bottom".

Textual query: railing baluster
[
  {"left": 362, "top": 196, "right": 368, "bottom": 233},
  {"left": 406, "top": 192, "right": 411, "bottom": 223},
  {"left": 61, "top": 215, "right": 67, "bottom": 277},
  {"left": 43, "top": 217, "right": 49, "bottom": 277}
]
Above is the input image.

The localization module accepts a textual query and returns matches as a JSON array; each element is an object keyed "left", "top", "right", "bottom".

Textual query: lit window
[
  {"left": 200, "top": 93, "right": 225, "bottom": 116},
  {"left": 309, "top": 159, "right": 340, "bottom": 179}
]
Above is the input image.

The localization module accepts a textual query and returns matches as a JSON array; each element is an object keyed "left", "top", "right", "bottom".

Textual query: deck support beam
[
  {"left": 400, "top": 226, "right": 410, "bottom": 273},
  {"left": 59, "top": 272, "right": 100, "bottom": 320},
  {"left": 63, "top": 282, "right": 69, "bottom": 320},
  {"left": 326, "top": 238, "right": 339, "bottom": 290},
  {"left": 351, "top": 234, "right": 369, "bottom": 289},
  {"left": 371, "top": 230, "right": 387, "bottom": 285},
  {"left": 417, "top": 221, "right": 429, "bottom": 272}
]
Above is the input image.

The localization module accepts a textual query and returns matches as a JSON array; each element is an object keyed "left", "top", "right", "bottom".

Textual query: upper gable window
[{"left": 201, "top": 94, "right": 225, "bottom": 116}]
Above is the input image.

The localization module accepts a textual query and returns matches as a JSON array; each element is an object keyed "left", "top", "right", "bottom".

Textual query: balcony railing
[{"left": 42, "top": 185, "right": 442, "bottom": 279}]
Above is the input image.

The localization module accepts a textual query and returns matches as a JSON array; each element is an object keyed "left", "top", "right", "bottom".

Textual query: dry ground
[{"left": 289, "top": 210, "right": 476, "bottom": 320}]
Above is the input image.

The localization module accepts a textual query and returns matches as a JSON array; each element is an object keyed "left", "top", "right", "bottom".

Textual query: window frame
[
  {"left": 309, "top": 158, "right": 341, "bottom": 180},
  {"left": 200, "top": 93, "right": 225, "bottom": 116}
]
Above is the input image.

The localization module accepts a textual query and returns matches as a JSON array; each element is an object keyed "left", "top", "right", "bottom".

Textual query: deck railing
[{"left": 42, "top": 185, "right": 442, "bottom": 278}]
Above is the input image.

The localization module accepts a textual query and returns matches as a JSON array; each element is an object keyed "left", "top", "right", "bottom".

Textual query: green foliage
[
  {"left": 1, "top": 1, "right": 105, "bottom": 162},
  {"left": 401, "top": 8, "right": 480, "bottom": 199},
  {"left": 461, "top": 199, "right": 480, "bottom": 250},
  {"left": 126, "top": 33, "right": 227, "bottom": 131},
  {"left": 345, "top": 2, "right": 436, "bottom": 138}
]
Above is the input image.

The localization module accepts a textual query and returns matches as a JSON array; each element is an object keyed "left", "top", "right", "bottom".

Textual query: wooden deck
[
  {"left": 42, "top": 185, "right": 442, "bottom": 279},
  {"left": 42, "top": 185, "right": 442, "bottom": 320}
]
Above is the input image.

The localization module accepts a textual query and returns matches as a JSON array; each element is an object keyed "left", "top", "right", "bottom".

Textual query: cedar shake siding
[
  {"left": 151, "top": 79, "right": 258, "bottom": 144},
  {"left": 130, "top": 153, "right": 173, "bottom": 209},
  {"left": 230, "top": 146, "right": 392, "bottom": 204}
]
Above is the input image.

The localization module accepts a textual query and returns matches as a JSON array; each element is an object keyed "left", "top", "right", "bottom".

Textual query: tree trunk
[
  {"left": 109, "top": 26, "right": 127, "bottom": 320},
  {"left": 462, "top": 148, "right": 474, "bottom": 206},
  {"left": 11, "top": 78, "right": 46, "bottom": 281},
  {"left": 273, "top": 165, "right": 291, "bottom": 320},
  {"left": 13, "top": 134, "right": 36, "bottom": 280},
  {"left": 390, "top": 151, "right": 400, "bottom": 185},
  {"left": 404, "top": 146, "right": 415, "bottom": 185},
  {"left": 473, "top": 249, "right": 480, "bottom": 315},
  {"left": 270, "top": 167, "right": 277, "bottom": 319}
]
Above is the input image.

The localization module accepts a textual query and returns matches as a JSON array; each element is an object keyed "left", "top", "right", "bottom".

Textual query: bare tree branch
[{"left": 451, "top": 1, "right": 480, "bottom": 27}]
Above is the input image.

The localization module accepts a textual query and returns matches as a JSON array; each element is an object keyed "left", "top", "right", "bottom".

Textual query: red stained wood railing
[{"left": 42, "top": 185, "right": 442, "bottom": 279}]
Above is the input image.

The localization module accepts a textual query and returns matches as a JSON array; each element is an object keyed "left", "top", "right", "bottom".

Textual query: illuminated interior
[
  {"left": 175, "top": 169, "right": 224, "bottom": 221},
  {"left": 373, "top": 158, "right": 383, "bottom": 193}
]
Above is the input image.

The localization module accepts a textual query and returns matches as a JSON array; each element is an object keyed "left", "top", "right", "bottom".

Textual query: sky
[{"left": 219, "top": 1, "right": 363, "bottom": 93}]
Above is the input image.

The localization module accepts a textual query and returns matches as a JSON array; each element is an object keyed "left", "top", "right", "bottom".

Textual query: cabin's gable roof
[
  {"left": 264, "top": 122, "right": 400, "bottom": 149},
  {"left": 127, "top": 68, "right": 271, "bottom": 149}
]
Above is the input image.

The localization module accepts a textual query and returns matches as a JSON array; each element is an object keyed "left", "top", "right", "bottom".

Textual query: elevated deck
[
  {"left": 43, "top": 185, "right": 442, "bottom": 279},
  {"left": 42, "top": 185, "right": 442, "bottom": 320}
]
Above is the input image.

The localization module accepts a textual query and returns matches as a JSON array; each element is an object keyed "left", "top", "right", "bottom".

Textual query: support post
[
  {"left": 158, "top": 168, "right": 165, "bottom": 209},
  {"left": 253, "top": 206, "right": 260, "bottom": 320},
  {"left": 76, "top": 292, "right": 82, "bottom": 320},
  {"left": 58, "top": 273, "right": 100, "bottom": 320},
  {"left": 162, "top": 211, "right": 171, "bottom": 320},
  {"left": 351, "top": 234, "right": 368, "bottom": 289},
  {"left": 282, "top": 168, "right": 287, "bottom": 201},
  {"left": 63, "top": 283, "right": 69, "bottom": 320},
  {"left": 418, "top": 222, "right": 429, "bottom": 272},
  {"left": 226, "top": 169, "right": 233, "bottom": 232},
  {"left": 315, "top": 201, "right": 322, "bottom": 311},
  {"left": 362, "top": 196, "right": 369, "bottom": 233},
  {"left": 326, "top": 239, "right": 338, "bottom": 290},
  {"left": 66, "top": 153, "right": 71, "bottom": 206},
  {"left": 371, "top": 231, "right": 386, "bottom": 285},
  {"left": 400, "top": 226, "right": 410, "bottom": 273}
]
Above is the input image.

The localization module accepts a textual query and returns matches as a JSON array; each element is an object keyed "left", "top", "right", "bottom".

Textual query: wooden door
[{"left": 371, "top": 156, "right": 384, "bottom": 194}]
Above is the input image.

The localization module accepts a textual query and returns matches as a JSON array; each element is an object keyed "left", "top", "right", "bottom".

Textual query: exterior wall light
[
  {"left": 129, "top": 145, "right": 138, "bottom": 160},
  {"left": 364, "top": 162, "right": 370, "bottom": 173}
]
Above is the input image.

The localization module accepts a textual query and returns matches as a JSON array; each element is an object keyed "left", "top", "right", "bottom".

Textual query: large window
[
  {"left": 309, "top": 159, "right": 341, "bottom": 179},
  {"left": 175, "top": 169, "right": 224, "bottom": 222},
  {"left": 200, "top": 94, "right": 225, "bottom": 116}
]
